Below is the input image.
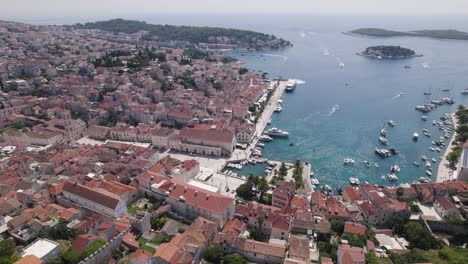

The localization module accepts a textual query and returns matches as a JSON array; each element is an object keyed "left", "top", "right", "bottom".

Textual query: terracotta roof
[
  {"left": 436, "top": 196, "right": 456, "bottom": 210},
  {"left": 63, "top": 181, "right": 120, "bottom": 209},
  {"left": 343, "top": 186, "right": 363, "bottom": 201},
  {"left": 15, "top": 255, "right": 42, "bottom": 264},
  {"left": 235, "top": 237, "right": 286, "bottom": 258},
  {"left": 338, "top": 244, "right": 365, "bottom": 264},
  {"left": 158, "top": 179, "right": 234, "bottom": 215},
  {"left": 344, "top": 222, "right": 366, "bottom": 236},
  {"left": 71, "top": 234, "right": 98, "bottom": 253}
]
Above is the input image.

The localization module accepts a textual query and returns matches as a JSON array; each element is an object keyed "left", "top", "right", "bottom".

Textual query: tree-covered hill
[{"left": 75, "top": 19, "right": 292, "bottom": 49}]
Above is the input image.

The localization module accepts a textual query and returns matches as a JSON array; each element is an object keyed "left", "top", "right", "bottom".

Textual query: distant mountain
[
  {"left": 75, "top": 18, "right": 292, "bottom": 50},
  {"left": 347, "top": 28, "right": 468, "bottom": 41}
]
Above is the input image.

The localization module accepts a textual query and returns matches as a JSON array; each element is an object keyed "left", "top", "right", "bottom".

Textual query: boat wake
[
  {"left": 288, "top": 79, "right": 306, "bottom": 85},
  {"left": 335, "top": 57, "right": 344, "bottom": 68},
  {"left": 392, "top": 92, "right": 404, "bottom": 99},
  {"left": 261, "top": 54, "right": 288, "bottom": 62},
  {"left": 329, "top": 105, "right": 339, "bottom": 116}
]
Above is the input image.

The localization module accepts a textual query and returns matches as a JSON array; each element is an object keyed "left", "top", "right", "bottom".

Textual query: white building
[{"left": 21, "top": 238, "right": 61, "bottom": 262}]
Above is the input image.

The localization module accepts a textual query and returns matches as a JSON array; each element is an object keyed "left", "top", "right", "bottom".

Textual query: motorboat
[
  {"left": 389, "top": 148, "right": 400, "bottom": 155},
  {"left": 425, "top": 169, "right": 433, "bottom": 176},
  {"left": 387, "top": 120, "right": 396, "bottom": 127},
  {"left": 274, "top": 105, "right": 283, "bottom": 112},
  {"left": 364, "top": 160, "right": 371, "bottom": 168},
  {"left": 285, "top": 81, "right": 296, "bottom": 92},
  {"left": 267, "top": 119, "right": 272, "bottom": 125},
  {"left": 413, "top": 161, "right": 420, "bottom": 167},
  {"left": 423, "top": 131, "right": 431, "bottom": 137},
  {"left": 265, "top": 127, "right": 289, "bottom": 137},
  {"left": 413, "top": 133, "right": 419, "bottom": 141},
  {"left": 387, "top": 174, "right": 399, "bottom": 181},
  {"left": 344, "top": 158, "right": 355, "bottom": 165},
  {"left": 374, "top": 163, "right": 379, "bottom": 168},
  {"left": 375, "top": 148, "right": 391, "bottom": 158},
  {"left": 432, "top": 158, "right": 437, "bottom": 163},
  {"left": 349, "top": 177, "right": 360, "bottom": 185},
  {"left": 380, "top": 129, "right": 387, "bottom": 137},
  {"left": 421, "top": 115, "right": 428, "bottom": 121},
  {"left": 379, "top": 136, "right": 388, "bottom": 145},
  {"left": 461, "top": 88, "right": 468, "bottom": 94},
  {"left": 259, "top": 135, "right": 273, "bottom": 142},
  {"left": 421, "top": 155, "right": 427, "bottom": 161},
  {"left": 311, "top": 178, "right": 320, "bottom": 185},
  {"left": 391, "top": 165, "right": 400, "bottom": 173},
  {"left": 419, "top": 177, "right": 430, "bottom": 183}
]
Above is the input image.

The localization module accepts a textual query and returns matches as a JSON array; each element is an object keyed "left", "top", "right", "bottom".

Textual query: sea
[{"left": 27, "top": 14, "right": 468, "bottom": 189}]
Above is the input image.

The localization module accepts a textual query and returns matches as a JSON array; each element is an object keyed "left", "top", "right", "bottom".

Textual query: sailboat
[{"left": 424, "top": 87, "right": 432, "bottom": 95}]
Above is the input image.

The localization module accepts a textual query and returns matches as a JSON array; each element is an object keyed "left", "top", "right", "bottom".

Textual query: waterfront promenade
[
  {"left": 229, "top": 80, "right": 288, "bottom": 161},
  {"left": 436, "top": 113, "right": 459, "bottom": 182}
]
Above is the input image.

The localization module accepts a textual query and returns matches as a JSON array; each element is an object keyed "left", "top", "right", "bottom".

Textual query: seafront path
[
  {"left": 436, "top": 113, "right": 459, "bottom": 182},
  {"left": 229, "top": 80, "right": 288, "bottom": 161}
]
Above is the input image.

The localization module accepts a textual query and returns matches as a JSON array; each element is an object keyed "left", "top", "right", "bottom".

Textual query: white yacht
[
  {"left": 391, "top": 165, "right": 400, "bottom": 173},
  {"left": 379, "top": 136, "right": 389, "bottom": 145},
  {"left": 265, "top": 128, "right": 289, "bottom": 137},
  {"left": 387, "top": 174, "right": 398, "bottom": 181},
  {"left": 387, "top": 120, "right": 396, "bottom": 127},
  {"left": 259, "top": 135, "right": 273, "bottom": 142},
  {"left": 285, "top": 81, "right": 296, "bottom": 92},
  {"left": 349, "top": 177, "right": 360, "bottom": 185},
  {"left": 413, "top": 132, "right": 419, "bottom": 141},
  {"left": 274, "top": 105, "right": 283, "bottom": 112}
]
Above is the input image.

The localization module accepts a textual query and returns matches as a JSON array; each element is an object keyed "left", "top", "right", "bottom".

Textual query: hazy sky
[{"left": 2, "top": 0, "right": 468, "bottom": 21}]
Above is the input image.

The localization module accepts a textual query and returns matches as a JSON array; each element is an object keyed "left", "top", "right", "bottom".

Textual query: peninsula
[
  {"left": 75, "top": 18, "right": 292, "bottom": 50},
  {"left": 357, "top": 45, "right": 421, "bottom": 59},
  {"left": 347, "top": 28, "right": 468, "bottom": 41}
]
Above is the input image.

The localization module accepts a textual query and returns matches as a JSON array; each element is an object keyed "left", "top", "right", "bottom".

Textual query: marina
[{"left": 230, "top": 16, "right": 468, "bottom": 190}]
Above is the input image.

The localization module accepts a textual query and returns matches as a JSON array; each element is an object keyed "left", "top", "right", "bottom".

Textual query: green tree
[
  {"left": 223, "top": 254, "right": 247, "bottom": 264},
  {"left": 150, "top": 216, "right": 169, "bottom": 230},
  {"left": 330, "top": 219, "right": 345, "bottom": 235},
  {"left": 236, "top": 182, "right": 253, "bottom": 200},
  {"left": 62, "top": 250, "right": 81, "bottom": 264},
  {"left": 203, "top": 246, "right": 223, "bottom": 264},
  {"left": 365, "top": 251, "right": 379, "bottom": 264},
  {"left": 279, "top": 162, "right": 287, "bottom": 177},
  {"left": 0, "top": 238, "right": 16, "bottom": 258}
]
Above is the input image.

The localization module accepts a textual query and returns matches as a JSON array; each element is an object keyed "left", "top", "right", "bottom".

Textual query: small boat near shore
[
  {"left": 259, "top": 135, "right": 273, "bottom": 142},
  {"left": 349, "top": 177, "right": 360, "bottom": 185},
  {"left": 274, "top": 105, "right": 283, "bottom": 112}
]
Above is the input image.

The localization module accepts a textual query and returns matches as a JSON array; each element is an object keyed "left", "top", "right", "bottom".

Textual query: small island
[{"left": 357, "top": 45, "right": 422, "bottom": 59}]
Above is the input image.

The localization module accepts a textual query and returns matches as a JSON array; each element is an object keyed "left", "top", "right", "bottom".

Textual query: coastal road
[
  {"left": 436, "top": 113, "right": 459, "bottom": 182},
  {"left": 229, "top": 80, "right": 288, "bottom": 161}
]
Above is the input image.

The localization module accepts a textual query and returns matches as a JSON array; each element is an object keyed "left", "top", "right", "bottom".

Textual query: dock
[{"left": 436, "top": 113, "right": 459, "bottom": 182}]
